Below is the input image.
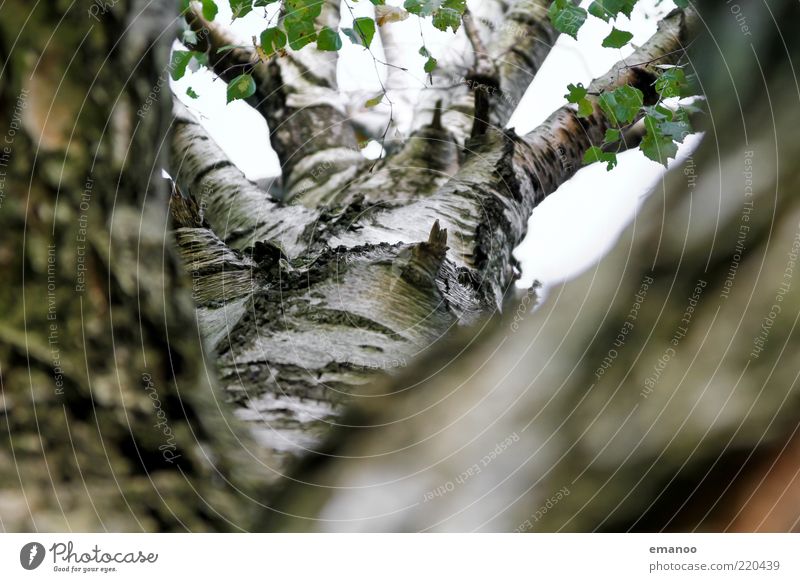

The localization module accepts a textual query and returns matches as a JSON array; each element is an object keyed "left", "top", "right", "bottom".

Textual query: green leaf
[
  {"left": 617, "top": 0, "right": 637, "bottom": 16},
  {"left": 342, "top": 28, "right": 360, "bottom": 45},
  {"left": 431, "top": 8, "right": 460, "bottom": 32},
  {"left": 170, "top": 50, "right": 199, "bottom": 81},
  {"left": 254, "top": 0, "right": 280, "bottom": 5},
  {"left": 602, "top": 27, "right": 633, "bottom": 48},
  {"left": 587, "top": 0, "right": 636, "bottom": 21},
  {"left": 418, "top": 46, "right": 437, "bottom": 73},
  {"left": 285, "top": 18, "right": 317, "bottom": 50},
  {"left": 565, "top": 82, "right": 587, "bottom": 102},
  {"left": 404, "top": 0, "right": 436, "bottom": 16},
  {"left": 598, "top": 84, "right": 643, "bottom": 124},
  {"left": 353, "top": 17, "right": 376, "bottom": 47},
  {"left": 642, "top": 104, "right": 670, "bottom": 123},
  {"left": 660, "top": 119, "right": 691, "bottom": 143},
  {"left": 424, "top": 55, "right": 438, "bottom": 73},
  {"left": 229, "top": 0, "right": 252, "bottom": 19},
  {"left": 680, "top": 100, "right": 705, "bottom": 116},
  {"left": 648, "top": 105, "right": 692, "bottom": 143},
  {"left": 673, "top": 0, "right": 689, "bottom": 8},
  {"left": 227, "top": 73, "right": 256, "bottom": 103},
  {"left": 548, "top": 0, "right": 587, "bottom": 40},
  {"left": 316, "top": 26, "right": 342, "bottom": 51},
  {"left": 404, "top": 0, "right": 466, "bottom": 32},
  {"left": 431, "top": 0, "right": 466, "bottom": 32},
  {"left": 285, "top": 0, "right": 324, "bottom": 23},
  {"left": 654, "top": 67, "right": 693, "bottom": 99},
  {"left": 640, "top": 114, "right": 679, "bottom": 166},
  {"left": 193, "top": 51, "right": 208, "bottom": 67},
  {"left": 201, "top": 0, "right": 219, "bottom": 20},
  {"left": 260, "top": 27, "right": 287, "bottom": 56},
  {"left": 583, "top": 146, "right": 618, "bottom": 171},
  {"left": 565, "top": 83, "right": 593, "bottom": 118},
  {"left": 365, "top": 92, "right": 385, "bottom": 107},
  {"left": 604, "top": 128, "right": 621, "bottom": 143},
  {"left": 186, "top": 87, "right": 200, "bottom": 99},
  {"left": 282, "top": 0, "right": 323, "bottom": 50},
  {"left": 370, "top": 0, "right": 386, "bottom": 4}
]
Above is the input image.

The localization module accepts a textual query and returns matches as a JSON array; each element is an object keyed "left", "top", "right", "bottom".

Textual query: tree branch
[
  {"left": 313, "top": 8, "right": 698, "bottom": 310},
  {"left": 488, "top": 0, "right": 559, "bottom": 127},
  {"left": 170, "top": 102, "right": 317, "bottom": 256},
  {"left": 0, "top": 0, "right": 277, "bottom": 531},
  {"left": 407, "top": 1, "right": 508, "bottom": 147},
  {"left": 184, "top": 1, "right": 364, "bottom": 206},
  {"left": 463, "top": 8, "right": 499, "bottom": 140},
  {"left": 409, "top": 0, "right": 559, "bottom": 146},
  {"left": 521, "top": 8, "right": 698, "bottom": 180},
  {"left": 184, "top": 2, "right": 256, "bottom": 83}
]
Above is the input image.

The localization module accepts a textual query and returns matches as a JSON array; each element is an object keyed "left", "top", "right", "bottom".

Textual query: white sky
[{"left": 171, "top": 0, "right": 697, "bottom": 290}]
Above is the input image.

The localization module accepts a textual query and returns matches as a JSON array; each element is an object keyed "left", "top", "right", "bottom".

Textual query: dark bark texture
[{"left": 0, "top": 0, "right": 272, "bottom": 531}]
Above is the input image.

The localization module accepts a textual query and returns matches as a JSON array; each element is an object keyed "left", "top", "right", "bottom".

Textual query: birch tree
[{"left": 1, "top": 0, "right": 798, "bottom": 532}]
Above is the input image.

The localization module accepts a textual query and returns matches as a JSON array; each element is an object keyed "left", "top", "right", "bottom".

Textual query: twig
[{"left": 341, "top": 0, "right": 395, "bottom": 166}]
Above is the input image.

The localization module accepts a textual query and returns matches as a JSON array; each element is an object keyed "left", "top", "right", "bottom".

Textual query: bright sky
[{"left": 171, "top": 0, "right": 697, "bottom": 290}]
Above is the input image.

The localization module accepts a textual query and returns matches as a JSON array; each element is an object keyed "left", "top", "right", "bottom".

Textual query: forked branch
[
  {"left": 171, "top": 102, "right": 317, "bottom": 256},
  {"left": 182, "top": 0, "right": 364, "bottom": 205}
]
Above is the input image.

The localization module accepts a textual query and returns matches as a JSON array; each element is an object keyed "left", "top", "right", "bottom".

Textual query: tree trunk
[
  {"left": 0, "top": 0, "right": 271, "bottom": 531},
  {"left": 3, "top": 0, "right": 798, "bottom": 533},
  {"left": 171, "top": 4, "right": 695, "bottom": 467}
]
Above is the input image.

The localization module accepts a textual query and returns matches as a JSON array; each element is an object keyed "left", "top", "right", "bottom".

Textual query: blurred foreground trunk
[{"left": 0, "top": 0, "right": 271, "bottom": 531}]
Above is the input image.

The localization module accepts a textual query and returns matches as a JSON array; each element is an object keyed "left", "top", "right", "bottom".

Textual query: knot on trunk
[
  {"left": 169, "top": 181, "right": 207, "bottom": 229},
  {"left": 399, "top": 220, "right": 449, "bottom": 287}
]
